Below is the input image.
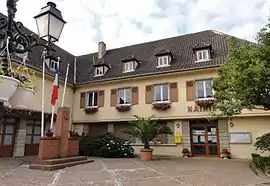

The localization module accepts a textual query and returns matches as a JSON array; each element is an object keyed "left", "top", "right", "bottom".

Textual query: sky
[{"left": 0, "top": 0, "right": 269, "bottom": 56}]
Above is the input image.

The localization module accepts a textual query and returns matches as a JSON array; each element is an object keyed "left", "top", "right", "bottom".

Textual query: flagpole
[
  {"left": 41, "top": 50, "right": 46, "bottom": 137},
  {"left": 61, "top": 63, "right": 70, "bottom": 107},
  {"left": 50, "top": 105, "right": 55, "bottom": 129},
  {"left": 50, "top": 57, "right": 60, "bottom": 131}
]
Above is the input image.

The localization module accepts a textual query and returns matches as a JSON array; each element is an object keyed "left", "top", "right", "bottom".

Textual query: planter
[
  {"left": 195, "top": 98, "right": 215, "bottom": 107},
  {"left": 9, "top": 87, "right": 36, "bottom": 108},
  {"left": 152, "top": 102, "right": 171, "bottom": 111},
  {"left": 38, "top": 137, "right": 60, "bottom": 160},
  {"left": 182, "top": 148, "right": 191, "bottom": 158},
  {"left": 115, "top": 105, "right": 131, "bottom": 112},
  {"left": 0, "top": 75, "right": 20, "bottom": 102},
  {"left": 68, "top": 138, "right": 79, "bottom": 157},
  {"left": 140, "top": 148, "right": 153, "bottom": 161},
  {"left": 84, "top": 107, "right": 99, "bottom": 114}
]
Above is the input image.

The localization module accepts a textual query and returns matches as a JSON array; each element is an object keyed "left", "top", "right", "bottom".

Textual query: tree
[
  {"left": 213, "top": 18, "right": 270, "bottom": 117},
  {"left": 123, "top": 115, "right": 173, "bottom": 149}
]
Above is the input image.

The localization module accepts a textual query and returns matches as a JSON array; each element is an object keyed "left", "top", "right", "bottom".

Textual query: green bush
[
  {"left": 254, "top": 132, "right": 270, "bottom": 153},
  {"left": 79, "top": 133, "right": 134, "bottom": 158}
]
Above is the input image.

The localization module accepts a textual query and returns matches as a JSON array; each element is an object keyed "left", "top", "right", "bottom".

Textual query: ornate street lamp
[
  {"left": 0, "top": 0, "right": 66, "bottom": 137},
  {"left": 34, "top": 2, "right": 66, "bottom": 43}
]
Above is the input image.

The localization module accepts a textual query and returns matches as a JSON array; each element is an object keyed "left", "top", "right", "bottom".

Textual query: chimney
[{"left": 98, "top": 41, "right": 106, "bottom": 59}]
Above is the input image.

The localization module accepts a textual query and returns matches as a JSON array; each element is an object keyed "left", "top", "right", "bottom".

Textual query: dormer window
[
  {"left": 15, "top": 44, "right": 27, "bottom": 59},
  {"left": 157, "top": 56, "right": 170, "bottom": 67},
  {"left": 95, "top": 66, "right": 104, "bottom": 77},
  {"left": 121, "top": 53, "right": 139, "bottom": 73},
  {"left": 196, "top": 50, "right": 210, "bottom": 62},
  {"left": 155, "top": 49, "right": 173, "bottom": 68},
  {"left": 49, "top": 60, "right": 59, "bottom": 71}
]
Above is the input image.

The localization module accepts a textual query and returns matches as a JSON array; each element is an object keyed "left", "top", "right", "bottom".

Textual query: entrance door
[
  {"left": 0, "top": 118, "right": 17, "bottom": 157},
  {"left": 190, "top": 121, "right": 219, "bottom": 157}
]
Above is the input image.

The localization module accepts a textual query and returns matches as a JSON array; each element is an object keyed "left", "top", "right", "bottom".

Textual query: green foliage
[
  {"left": 213, "top": 18, "right": 270, "bottom": 117},
  {"left": 254, "top": 132, "right": 270, "bottom": 153},
  {"left": 15, "top": 66, "right": 39, "bottom": 93},
  {"left": 123, "top": 115, "right": 173, "bottom": 149},
  {"left": 79, "top": 133, "right": 134, "bottom": 158}
]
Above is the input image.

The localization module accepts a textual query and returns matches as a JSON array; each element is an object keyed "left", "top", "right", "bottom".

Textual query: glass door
[
  {"left": 191, "top": 122, "right": 219, "bottom": 157},
  {"left": 0, "top": 118, "right": 17, "bottom": 157}
]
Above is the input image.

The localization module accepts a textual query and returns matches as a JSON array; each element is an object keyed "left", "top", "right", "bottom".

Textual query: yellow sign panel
[{"left": 174, "top": 136, "right": 182, "bottom": 144}]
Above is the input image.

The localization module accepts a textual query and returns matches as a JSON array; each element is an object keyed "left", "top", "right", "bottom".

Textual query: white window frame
[
  {"left": 196, "top": 49, "right": 210, "bottom": 62},
  {"left": 157, "top": 56, "right": 170, "bottom": 67},
  {"left": 117, "top": 88, "right": 132, "bottom": 105},
  {"left": 49, "top": 60, "right": 59, "bottom": 71},
  {"left": 195, "top": 79, "right": 214, "bottom": 100},
  {"left": 123, "top": 61, "right": 134, "bottom": 73},
  {"left": 153, "top": 84, "right": 170, "bottom": 103},
  {"left": 15, "top": 44, "right": 27, "bottom": 59},
  {"left": 95, "top": 66, "right": 104, "bottom": 77},
  {"left": 85, "top": 91, "right": 99, "bottom": 108}
]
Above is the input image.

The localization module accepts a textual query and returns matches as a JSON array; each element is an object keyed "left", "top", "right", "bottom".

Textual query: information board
[{"left": 229, "top": 132, "right": 252, "bottom": 144}]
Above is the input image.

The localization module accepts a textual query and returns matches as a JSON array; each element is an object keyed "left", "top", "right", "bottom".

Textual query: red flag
[{"left": 51, "top": 66, "right": 59, "bottom": 105}]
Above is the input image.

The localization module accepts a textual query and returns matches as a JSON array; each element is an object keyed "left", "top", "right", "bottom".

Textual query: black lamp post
[{"left": 0, "top": 0, "right": 66, "bottom": 136}]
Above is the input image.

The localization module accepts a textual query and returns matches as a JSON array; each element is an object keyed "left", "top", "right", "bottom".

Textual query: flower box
[
  {"left": 84, "top": 107, "right": 99, "bottom": 114},
  {"left": 9, "top": 87, "right": 36, "bottom": 108},
  {"left": 195, "top": 98, "right": 215, "bottom": 107},
  {"left": 0, "top": 75, "right": 20, "bottom": 102},
  {"left": 115, "top": 105, "right": 131, "bottom": 112},
  {"left": 152, "top": 102, "right": 171, "bottom": 111},
  {"left": 221, "top": 148, "right": 231, "bottom": 159}
]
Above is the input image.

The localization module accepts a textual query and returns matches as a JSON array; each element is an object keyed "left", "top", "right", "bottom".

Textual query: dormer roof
[
  {"left": 121, "top": 53, "right": 138, "bottom": 63},
  {"left": 192, "top": 42, "right": 212, "bottom": 53},
  {"left": 93, "top": 58, "right": 111, "bottom": 69},
  {"left": 154, "top": 49, "right": 173, "bottom": 58}
]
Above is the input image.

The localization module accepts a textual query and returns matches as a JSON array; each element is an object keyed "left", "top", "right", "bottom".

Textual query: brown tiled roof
[
  {"left": 1, "top": 12, "right": 234, "bottom": 86},
  {"left": 0, "top": 13, "right": 75, "bottom": 84},
  {"left": 76, "top": 30, "right": 230, "bottom": 84}
]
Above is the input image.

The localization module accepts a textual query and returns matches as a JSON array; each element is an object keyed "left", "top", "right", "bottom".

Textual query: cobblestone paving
[{"left": 0, "top": 157, "right": 270, "bottom": 186}]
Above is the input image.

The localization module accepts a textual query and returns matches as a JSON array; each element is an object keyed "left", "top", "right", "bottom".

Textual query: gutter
[{"left": 76, "top": 64, "right": 220, "bottom": 86}]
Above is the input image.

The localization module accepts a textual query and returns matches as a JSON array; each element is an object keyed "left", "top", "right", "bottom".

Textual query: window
[
  {"left": 26, "top": 120, "right": 41, "bottom": 144},
  {"left": 196, "top": 50, "right": 210, "bottom": 62},
  {"left": 196, "top": 79, "right": 213, "bottom": 99},
  {"left": 117, "top": 88, "right": 131, "bottom": 105},
  {"left": 157, "top": 56, "right": 169, "bottom": 67},
  {"left": 15, "top": 44, "right": 27, "bottom": 59},
  {"left": 95, "top": 67, "right": 104, "bottom": 76},
  {"left": 86, "top": 91, "right": 98, "bottom": 107},
  {"left": 153, "top": 84, "right": 169, "bottom": 102},
  {"left": 49, "top": 60, "right": 59, "bottom": 71},
  {"left": 124, "top": 61, "right": 134, "bottom": 72}
]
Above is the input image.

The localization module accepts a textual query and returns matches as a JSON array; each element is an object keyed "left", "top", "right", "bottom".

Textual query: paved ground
[{"left": 0, "top": 156, "right": 270, "bottom": 186}]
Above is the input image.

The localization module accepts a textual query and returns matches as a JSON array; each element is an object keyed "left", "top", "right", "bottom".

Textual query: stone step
[
  {"left": 29, "top": 159, "right": 94, "bottom": 171},
  {"left": 35, "top": 156, "right": 87, "bottom": 165}
]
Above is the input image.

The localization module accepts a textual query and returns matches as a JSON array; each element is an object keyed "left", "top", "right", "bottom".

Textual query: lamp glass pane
[
  {"left": 49, "top": 14, "right": 65, "bottom": 41},
  {"left": 35, "top": 14, "right": 49, "bottom": 39}
]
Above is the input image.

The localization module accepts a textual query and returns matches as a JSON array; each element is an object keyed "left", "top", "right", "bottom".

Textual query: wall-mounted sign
[
  {"left": 229, "top": 132, "right": 252, "bottom": 144},
  {"left": 187, "top": 106, "right": 217, "bottom": 113}
]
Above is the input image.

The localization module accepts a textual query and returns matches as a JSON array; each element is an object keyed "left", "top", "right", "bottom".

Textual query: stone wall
[
  {"left": 13, "top": 120, "right": 27, "bottom": 157},
  {"left": 218, "top": 119, "right": 230, "bottom": 154}
]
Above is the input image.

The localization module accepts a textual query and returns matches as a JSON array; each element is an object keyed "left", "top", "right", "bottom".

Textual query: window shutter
[
  {"left": 186, "top": 81, "right": 195, "bottom": 101},
  {"left": 145, "top": 85, "right": 153, "bottom": 104},
  {"left": 110, "top": 89, "right": 117, "bottom": 107},
  {"left": 98, "top": 90, "right": 105, "bottom": 107},
  {"left": 132, "top": 87, "right": 138, "bottom": 105},
  {"left": 80, "top": 92, "right": 86, "bottom": 108},
  {"left": 170, "top": 82, "right": 178, "bottom": 102}
]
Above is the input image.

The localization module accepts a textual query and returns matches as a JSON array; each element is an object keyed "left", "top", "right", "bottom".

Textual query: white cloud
[{"left": 0, "top": 0, "right": 269, "bottom": 56}]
